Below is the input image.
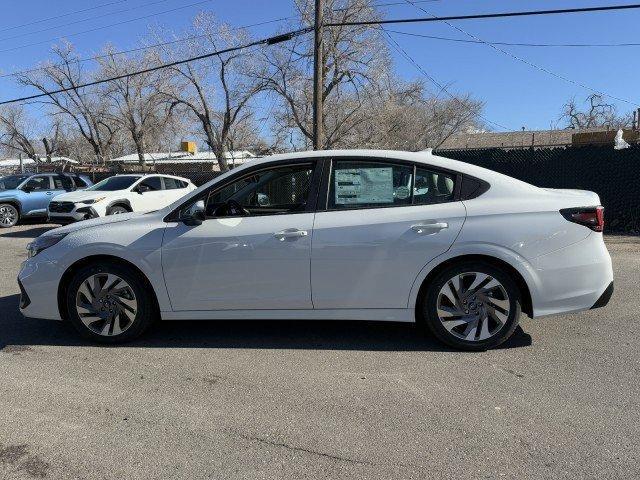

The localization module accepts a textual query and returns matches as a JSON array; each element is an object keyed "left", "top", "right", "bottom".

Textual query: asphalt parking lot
[{"left": 0, "top": 222, "right": 638, "bottom": 480}]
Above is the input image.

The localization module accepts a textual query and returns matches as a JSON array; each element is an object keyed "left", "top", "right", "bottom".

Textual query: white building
[{"left": 109, "top": 150, "right": 257, "bottom": 170}]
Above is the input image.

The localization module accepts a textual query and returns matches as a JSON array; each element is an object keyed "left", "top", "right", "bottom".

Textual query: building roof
[
  {"left": 0, "top": 156, "right": 79, "bottom": 167},
  {"left": 110, "top": 150, "right": 256, "bottom": 164}
]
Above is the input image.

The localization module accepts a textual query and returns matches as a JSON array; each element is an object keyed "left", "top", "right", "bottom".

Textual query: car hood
[
  {"left": 43, "top": 211, "right": 141, "bottom": 237},
  {"left": 0, "top": 189, "right": 20, "bottom": 198},
  {"left": 52, "top": 190, "right": 117, "bottom": 202}
]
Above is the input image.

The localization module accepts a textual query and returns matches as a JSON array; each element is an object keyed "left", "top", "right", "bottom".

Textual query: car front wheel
[
  {"left": 0, "top": 203, "right": 19, "bottom": 228},
  {"left": 65, "top": 263, "right": 155, "bottom": 343},
  {"left": 421, "top": 261, "right": 522, "bottom": 351}
]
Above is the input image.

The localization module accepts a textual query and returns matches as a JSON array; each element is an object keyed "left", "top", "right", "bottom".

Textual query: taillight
[{"left": 560, "top": 206, "right": 604, "bottom": 232}]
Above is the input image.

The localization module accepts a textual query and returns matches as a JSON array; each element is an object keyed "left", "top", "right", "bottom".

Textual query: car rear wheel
[
  {"left": 421, "top": 261, "right": 521, "bottom": 351},
  {"left": 65, "top": 263, "right": 155, "bottom": 343},
  {"left": 107, "top": 205, "right": 129, "bottom": 215},
  {"left": 0, "top": 203, "right": 19, "bottom": 228}
]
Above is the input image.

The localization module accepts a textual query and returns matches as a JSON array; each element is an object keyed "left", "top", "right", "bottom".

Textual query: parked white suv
[{"left": 47, "top": 174, "right": 196, "bottom": 223}]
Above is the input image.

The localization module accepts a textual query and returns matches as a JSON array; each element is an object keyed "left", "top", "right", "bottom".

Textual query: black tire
[
  {"left": 0, "top": 203, "right": 19, "bottom": 228},
  {"left": 420, "top": 261, "right": 522, "bottom": 351},
  {"left": 65, "top": 262, "right": 156, "bottom": 343},
  {"left": 106, "top": 204, "right": 130, "bottom": 215}
]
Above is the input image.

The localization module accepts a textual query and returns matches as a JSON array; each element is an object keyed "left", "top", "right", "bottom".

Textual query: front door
[
  {"left": 311, "top": 159, "right": 466, "bottom": 309},
  {"left": 162, "top": 162, "right": 318, "bottom": 311},
  {"left": 20, "top": 175, "right": 55, "bottom": 215}
]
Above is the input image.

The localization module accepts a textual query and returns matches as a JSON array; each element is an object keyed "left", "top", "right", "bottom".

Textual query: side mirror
[
  {"left": 22, "top": 186, "right": 33, "bottom": 193},
  {"left": 182, "top": 200, "right": 206, "bottom": 226},
  {"left": 137, "top": 184, "right": 151, "bottom": 194}
]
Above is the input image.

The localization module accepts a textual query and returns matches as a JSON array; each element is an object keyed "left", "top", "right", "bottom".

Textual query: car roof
[{"left": 246, "top": 149, "right": 539, "bottom": 194}]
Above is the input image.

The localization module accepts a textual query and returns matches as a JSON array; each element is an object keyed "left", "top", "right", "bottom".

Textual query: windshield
[
  {"left": 0, "top": 175, "right": 30, "bottom": 190},
  {"left": 86, "top": 176, "right": 141, "bottom": 191}
]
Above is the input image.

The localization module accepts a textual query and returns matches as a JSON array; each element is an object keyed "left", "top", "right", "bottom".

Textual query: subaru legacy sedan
[{"left": 18, "top": 150, "right": 613, "bottom": 350}]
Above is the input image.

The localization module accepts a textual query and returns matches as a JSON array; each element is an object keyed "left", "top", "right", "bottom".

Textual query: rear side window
[
  {"left": 329, "top": 161, "right": 413, "bottom": 209},
  {"left": 414, "top": 168, "right": 456, "bottom": 205},
  {"left": 163, "top": 177, "right": 187, "bottom": 189},
  {"left": 54, "top": 175, "right": 74, "bottom": 190},
  {"left": 328, "top": 160, "right": 457, "bottom": 209}
]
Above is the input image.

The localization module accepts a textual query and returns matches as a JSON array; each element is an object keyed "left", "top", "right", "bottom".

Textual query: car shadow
[
  {"left": 0, "top": 224, "right": 56, "bottom": 239},
  {"left": 0, "top": 294, "right": 532, "bottom": 352}
]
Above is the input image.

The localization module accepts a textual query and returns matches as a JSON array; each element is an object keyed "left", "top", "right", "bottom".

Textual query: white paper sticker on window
[{"left": 335, "top": 167, "right": 394, "bottom": 205}]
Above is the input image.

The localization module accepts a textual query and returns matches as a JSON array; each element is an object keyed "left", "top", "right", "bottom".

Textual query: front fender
[
  {"left": 51, "top": 219, "right": 171, "bottom": 312},
  {"left": 407, "top": 242, "right": 541, "bottom": 310}
]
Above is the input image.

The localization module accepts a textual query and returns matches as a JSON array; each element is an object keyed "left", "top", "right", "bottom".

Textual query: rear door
[
  {"left": 130, "top": 176, "right": 165, "bottom": 212},
  {"left": 161, "top": 176, "right": 191, "bottom": 204},
  {"left": 311, "top": 158, "right": 466, "bottom": 309}
]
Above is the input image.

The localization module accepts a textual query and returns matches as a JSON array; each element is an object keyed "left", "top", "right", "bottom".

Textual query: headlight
[
  {"left": 27, "top": 233, "right": 67, "bottom": 258},
  {"left": 79, "top": 197, "right": 106, "bottom": 205}
]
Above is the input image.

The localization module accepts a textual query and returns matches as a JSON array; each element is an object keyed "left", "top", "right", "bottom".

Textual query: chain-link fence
[{"left": 435, "top": 144, "right": 640, "bottom": 234}]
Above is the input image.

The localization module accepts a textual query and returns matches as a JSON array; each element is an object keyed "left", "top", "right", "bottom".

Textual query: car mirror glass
[{"left": 182, "top": 200, "right": 205, "bottom": 226}]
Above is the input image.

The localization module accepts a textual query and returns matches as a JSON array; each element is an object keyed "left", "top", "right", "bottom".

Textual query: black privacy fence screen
[
  {"left": 92, "top": 144, "right": 639, "bottom": 234},
  {"left": 435, "top": 144, "right": 640, "bottom": 234}
]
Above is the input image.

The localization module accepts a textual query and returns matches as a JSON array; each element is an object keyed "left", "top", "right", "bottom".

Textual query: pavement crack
[{"left": 231, "top": 432, "right": 374, "bottom": 466}]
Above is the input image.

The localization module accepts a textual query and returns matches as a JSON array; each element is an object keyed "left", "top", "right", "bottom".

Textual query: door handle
[
  {"left": 46, "top": 191, "right": 53, "bottom": 195},
  {"left": 411, "top": 222, "right": 448, "bottom": 234},
  {"left": 274, "top": 229, "right": 308, "bottom": 241}
]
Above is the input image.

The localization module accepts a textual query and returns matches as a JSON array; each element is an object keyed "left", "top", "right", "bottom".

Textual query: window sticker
[{"left": 335, "top": 167, "right": 394, "bottom": 205}]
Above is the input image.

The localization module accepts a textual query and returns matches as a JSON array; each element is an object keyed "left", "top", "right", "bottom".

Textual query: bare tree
[
  {"left": 0, "top": 104, "right": 65, "bottom": 164},
  {"left": 152, "top": 13, "right": 267, "bottom": 171},
  {"left": 561, "top": 94, "right": 632, "bottom": 129},
  {"left": 97, "top": 47, "right": 174, "bottom": 165},
  {"left": 257, "top": 0, "right": 390, "bottom": 149},
  {"left": 16, "top": 43, "right": 118, "bottom": 164}
]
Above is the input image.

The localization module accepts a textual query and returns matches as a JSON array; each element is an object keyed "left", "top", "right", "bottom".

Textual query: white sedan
[
  {"left": 47, "top": 174, "right": 196, "bottom": 223},
  {"left": 19, "top": 150, "right": 613, "bottom": 350}
]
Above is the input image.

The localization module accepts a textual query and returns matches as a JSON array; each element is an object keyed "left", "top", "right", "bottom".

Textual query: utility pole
[{"left": 312, "top": 0, "right": 323, "bottom": 150}]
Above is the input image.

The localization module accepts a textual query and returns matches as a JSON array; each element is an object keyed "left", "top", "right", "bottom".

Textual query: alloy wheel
[
  {"left": 109, "top": 206, "right": 128, "bottom": 215},
  {"left": 75, "top": 273, "right": 138, "bottom": 336},
  {"left": 0, "top": 205, "right": 18, "bottom": 227},
  {"left": 436, "top": 272, "right": 510, "bottom": 342}
]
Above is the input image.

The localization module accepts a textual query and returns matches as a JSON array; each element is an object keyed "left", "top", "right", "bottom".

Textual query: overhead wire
[{"left": 399, "top": 0, "right": 639, "bottom": 106}]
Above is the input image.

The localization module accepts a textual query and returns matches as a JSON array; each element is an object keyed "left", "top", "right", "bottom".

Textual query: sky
[{"left": 0, "top": 0, "right": 639, "bottom": 133}]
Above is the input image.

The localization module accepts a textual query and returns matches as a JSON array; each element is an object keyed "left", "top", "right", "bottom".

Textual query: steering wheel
[{"left": 224, "top": 199, "right": 251, "bottom": 217}]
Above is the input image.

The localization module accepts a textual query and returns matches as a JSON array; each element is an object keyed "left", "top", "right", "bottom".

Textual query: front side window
[
  {"left": 22, "top": 176, "right": 51, "bottom": 191},
  {"left": 138, "top": 177, "right": 162, "bottom": 191},
  {"left": 329, "top": 161, "right": 414, "bottom": 209},
  {"left": 206, "top": 164, "right": 314, "bottom": 217},
  {"left": 73, "top": 175, "right": 89, "bottom": 188},
  {"left": 88, "top": 176, "right": 141, "bottom": 191}
]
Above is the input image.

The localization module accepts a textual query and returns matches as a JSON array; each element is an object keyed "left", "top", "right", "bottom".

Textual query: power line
[
  {"left": 0, "top": 0, "right": 435, "bottom": 80},
  {"left": 400, "top": 0, "right": 639, "bottom": 106},
  {"left": 381, "top": 28, "right": 510, "bottom": 131},
  {"left": 0, "top": 0, "right": 128, "bottom": 34},
  {"left": 386, "top": 29, "right": 640, "bottom": 48},
  {"left": 0, "top": 16, "right": 293, "bottom": 80},
  {"left": 0, "top": 28, "right": 312, "bottom": 106},
  {"left": 0, "top": 0, "right": 212, "bottom": 55},
  {"left": 326, "top": 3, "right": 640, "bottom": 26},
  {"left": 0, "top": 0, "right": 173, "bottom": 44}
]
